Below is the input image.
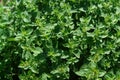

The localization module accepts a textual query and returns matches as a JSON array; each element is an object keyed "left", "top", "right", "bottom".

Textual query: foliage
[{"left": 0, "top": 0, "right": 120, "bottom": 80}]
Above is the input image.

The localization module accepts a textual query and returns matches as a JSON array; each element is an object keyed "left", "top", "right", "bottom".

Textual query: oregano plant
[{"left": 0, "top": 0, "right": 120, "bottom": 80}]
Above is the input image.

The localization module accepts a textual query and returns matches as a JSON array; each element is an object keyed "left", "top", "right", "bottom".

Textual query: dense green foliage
[{"left": 0, "top": 0, "right": 120, "bottom": 80}]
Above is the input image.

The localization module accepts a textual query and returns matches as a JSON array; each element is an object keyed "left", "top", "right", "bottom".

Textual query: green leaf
[
  {"left": 75, "top": 64, "right": 93, "bottom": 78},
  {"left": 32, "top": 47, "right": 43, "bottom": 57},
  {"left": 18, "top": 61, "right": 30, "bottom": 70},
  {"left": 41, "top": 73, "right": 50, "bottom": 80},
  {"left": 99, "top": 70, "right": 106, "bottom": 77}
]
